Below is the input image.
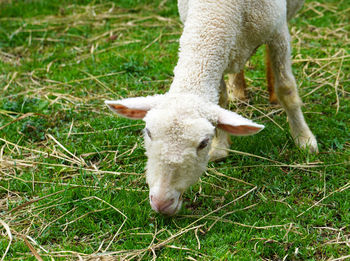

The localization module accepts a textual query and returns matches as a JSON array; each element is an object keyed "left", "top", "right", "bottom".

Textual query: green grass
[{"left": 0, "top": 0, "right": 349, "bottom": 260}]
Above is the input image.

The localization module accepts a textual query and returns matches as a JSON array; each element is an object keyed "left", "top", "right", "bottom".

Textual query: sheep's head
[{"left": 105, "top": 94, "right": 264, "bottom": 215}]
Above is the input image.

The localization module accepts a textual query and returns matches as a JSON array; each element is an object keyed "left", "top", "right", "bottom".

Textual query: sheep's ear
[
  {"left": 105, "top": 95, "right": 163, "bottom": 119},
  {"left": 216, "top": 107, "right": 264, "bottom": 136}
]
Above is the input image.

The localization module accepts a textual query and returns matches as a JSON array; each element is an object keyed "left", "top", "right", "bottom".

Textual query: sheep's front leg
[
  {"left": 209, "top": 78, "right": 232, "bottom": 161},
  {"left": 227, "top": 70, "right": 246, "bottom": 101},
  {"left": 268, "top": 25, "right": 318, "bottom": 153}
]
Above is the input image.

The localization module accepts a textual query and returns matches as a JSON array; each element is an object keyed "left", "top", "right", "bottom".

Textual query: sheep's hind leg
[
  {"left": 265, "top": 44, "right": 278, "bottom": 104},
  {"left": 209, "top": 78, "right": 231, "bottom": 161},
  {"left": 227, "top": 70, "right": 246, "bottom": 102},
  {"left": 227, "top": 46, "right": 278, "bottom": 104},
  {"left": 268, "top": 25, "right": 318, "bottom": 153}
]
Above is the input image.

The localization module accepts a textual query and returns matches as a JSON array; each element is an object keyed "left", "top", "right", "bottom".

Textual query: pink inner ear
[
  {"left": 110, "top": 104, "right": 147, "bottom": 119},
  {"left": 218, "top": 123, "right": 262, "bottom": 135}
]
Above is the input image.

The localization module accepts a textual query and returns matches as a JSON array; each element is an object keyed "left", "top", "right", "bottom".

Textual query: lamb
[{"left": 105, "top": 0, "right": 318, "bottom": 215}]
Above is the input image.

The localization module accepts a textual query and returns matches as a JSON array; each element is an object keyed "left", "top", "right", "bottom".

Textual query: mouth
[
  {"left": 151, "top": 194, "right": 183, "bottom": 216},
  {"left": 162, "top": 195, "right": 183, "bottom": 216},
  {"left": 171, "top": 194, "right": 183, "bottom": 215}
]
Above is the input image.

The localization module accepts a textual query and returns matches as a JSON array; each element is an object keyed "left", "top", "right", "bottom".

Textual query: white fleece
[
  {"left": 172, "top": 0, "right": 304, "bottom": 104},
  {"left": 106, "top": 0, "right": 317, "bottom": 215}
]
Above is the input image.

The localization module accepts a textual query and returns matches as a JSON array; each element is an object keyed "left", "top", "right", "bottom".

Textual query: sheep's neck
[
  {"left": 170, "top": 53, "right": 227, "bottom": 104},
  {"left": 169, "top": 2, "right": 237, "bottom": 104}
]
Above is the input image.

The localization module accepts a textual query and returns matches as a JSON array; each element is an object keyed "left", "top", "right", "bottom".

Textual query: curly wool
[
  {"left": 172, "top": 0, "right": 304, "bottom": 104},
  {"left": 105, "top": 0, "right": 317, "bottom": 216}
]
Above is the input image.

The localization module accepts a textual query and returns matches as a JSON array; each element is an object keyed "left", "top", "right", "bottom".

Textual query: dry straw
[{"left": 0, "top": 1, "right": 349, "bottom": 260}]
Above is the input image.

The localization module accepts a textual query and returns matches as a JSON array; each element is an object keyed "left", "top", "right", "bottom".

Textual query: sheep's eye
[
  {"left": 197, "top": 138, "right": 209, "bottom": 150},
  {"left": 145, "top": 128, "right": 152, "bottom": 139}
]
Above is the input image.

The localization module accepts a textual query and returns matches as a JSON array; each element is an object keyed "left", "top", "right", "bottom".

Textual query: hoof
[
  {"left": 295, "top": 133, "right": 318, "bottom": 153},
  {"left": 269, "top": 94, "right": 278, "bottom": 105}
]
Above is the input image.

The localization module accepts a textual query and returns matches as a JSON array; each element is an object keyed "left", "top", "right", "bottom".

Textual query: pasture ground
[{"left": 0, "top": 0, "right": 349, "bottom": 260}]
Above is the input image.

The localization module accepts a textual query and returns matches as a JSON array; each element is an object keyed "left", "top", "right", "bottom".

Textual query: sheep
[{"left": 105, "top": 0, "right": 318, "bottom": 215}]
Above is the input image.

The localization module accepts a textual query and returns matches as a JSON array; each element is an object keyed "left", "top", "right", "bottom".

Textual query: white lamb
[{"left": 105, "top": 0, "right": 318, "bottom": 215}]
